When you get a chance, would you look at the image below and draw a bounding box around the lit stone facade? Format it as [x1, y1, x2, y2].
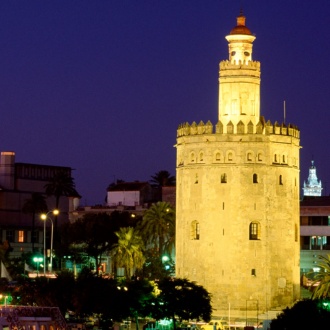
[175, 13, 301, 312]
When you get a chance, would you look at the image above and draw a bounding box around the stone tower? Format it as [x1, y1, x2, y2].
[303, 160, 322, 196]
[175, 12, 301, 313]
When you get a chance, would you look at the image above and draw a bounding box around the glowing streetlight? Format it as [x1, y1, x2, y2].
[0, 294, 8, 307]
[40, 209, 59, 274]
[33, 256, 43, 275]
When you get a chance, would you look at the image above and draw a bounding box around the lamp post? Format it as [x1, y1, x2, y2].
[0, 295, 8, 307]
[40, 209, 59, 274]
[33, 256, 43, 275]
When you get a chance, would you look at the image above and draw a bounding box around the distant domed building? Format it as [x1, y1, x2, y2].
[303, 160, 322, 197]
[175, 12, 301, 313]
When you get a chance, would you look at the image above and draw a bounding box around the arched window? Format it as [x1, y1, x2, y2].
[191, 221, 200, 240]
[199, 152, 204, 162]
[253, 173, 258, 183]
[228, 152, 233, 161]
[249, 222, 260, 240]
[221, 173, 227, 183]
[190, 153, 195, 163]
[216, 152, 221, 161]
[258, 153, 263, 162]
[247, 152, 252, 161]
[274, 154, 278, 163]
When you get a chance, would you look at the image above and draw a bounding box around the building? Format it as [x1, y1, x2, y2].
[175, 12, 301, 313]
[303, 160, 322, 197]
[300, 196, 330, 277]
[0, 151, 79, 258]
[106, 181, 154, 208]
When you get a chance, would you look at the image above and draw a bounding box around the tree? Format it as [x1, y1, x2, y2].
[310, 254, 330, 299]
[150, 170, 175, 187]
[65, 213, 114, 275]
[270, 299, 330, 330]
[139, 202, 175, 259]
[153, 277, 212, 328]
[111, 227, 145, 278]
[44, 170, 78, 229]
[22, 192, 48, 252]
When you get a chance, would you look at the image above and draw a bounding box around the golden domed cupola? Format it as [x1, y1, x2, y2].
[225, 11, 255, 64]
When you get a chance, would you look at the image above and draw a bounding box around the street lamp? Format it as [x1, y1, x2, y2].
[33, 256, 43, 275]
[40, 209, 59, 274]
[0, 295, 8, 307]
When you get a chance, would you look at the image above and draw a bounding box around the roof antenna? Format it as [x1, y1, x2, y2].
[240, 0, 244, 14]
[283, 100, 286, 124]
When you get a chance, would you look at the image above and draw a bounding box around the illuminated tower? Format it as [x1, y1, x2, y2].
[175, 12, 301, 313]
[303, 160, 322, 196]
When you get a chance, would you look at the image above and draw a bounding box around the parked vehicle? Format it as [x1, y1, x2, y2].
[200, 320, 228, 330]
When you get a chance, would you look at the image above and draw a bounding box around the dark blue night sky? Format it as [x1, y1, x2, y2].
[0, 1, 329, 204]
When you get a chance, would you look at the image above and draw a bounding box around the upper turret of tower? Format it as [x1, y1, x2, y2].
[225, 11, 255, 64]
[303, 160, 322, 197]
[218, 12, 260, 130]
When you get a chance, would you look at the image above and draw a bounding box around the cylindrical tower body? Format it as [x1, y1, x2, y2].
[175, 13, 301, 314]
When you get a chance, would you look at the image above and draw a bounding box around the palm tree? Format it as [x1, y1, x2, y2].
[111, 227, 145, 278]
[44, 170, 78, 229]
[150, 170, 175, 187]
[310, 254, 330, 299]
[22, 192, 48, 252]
[139, 201, 175, 259]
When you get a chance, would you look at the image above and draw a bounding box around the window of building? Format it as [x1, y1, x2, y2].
[274, 154, 278, 163]
[199, 152, 204, 162]
[253, 173, 258, 183]
[195, 174, 198, 184]
[247, 152, 252, 161]
[190, 153, 195, 163]
[258, 153, 262, 161]
[221, 173, 227, 183]
[228, 152, 233, 161]
[249, 222, 260, 240]
[310, 236, 327, 250]
[251, 269, 256, 276]
[282, 155, 286, 163]
[191, 221, 200, 240]
[279, 175, 283, 185]
[215, 153, 221, 161]
[6, 230, 14, 243]
[18, 230, 24, 243]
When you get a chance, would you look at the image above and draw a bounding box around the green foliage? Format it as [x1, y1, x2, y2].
[270, 299, 330, 330]
[22, 193, 48, 252]
[150, 170, 176, 187]
[310, 254, 330, 299]
[111, 227, 145, 278]
[139, 248, 174, 280]
[153, 277, 212, 324]
[9, 271, 212, 327]
[44, 170, 78, 207]
[139, 202, 175, 259]
[62, 213, 114, 274]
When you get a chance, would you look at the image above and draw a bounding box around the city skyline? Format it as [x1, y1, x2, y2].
[0, 1, 329, 205]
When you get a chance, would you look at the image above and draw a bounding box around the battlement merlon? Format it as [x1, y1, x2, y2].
[220, 60, 260, 70]
[177, 120, 300, 138]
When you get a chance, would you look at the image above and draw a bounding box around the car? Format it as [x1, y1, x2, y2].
[200, 320, 228, 330]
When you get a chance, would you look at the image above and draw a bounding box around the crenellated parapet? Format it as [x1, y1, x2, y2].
[219, 59, 260, 70]
[177, 118, 299, 138]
